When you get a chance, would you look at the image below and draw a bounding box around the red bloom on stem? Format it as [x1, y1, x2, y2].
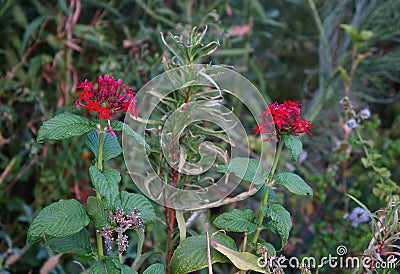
[73, 74, 137, 135]
[253, 100, 313, 141]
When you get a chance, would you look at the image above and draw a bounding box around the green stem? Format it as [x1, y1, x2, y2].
[176, 210, 186, 244]
[251, 140, 284, 245]
[96, 124, 105, 259]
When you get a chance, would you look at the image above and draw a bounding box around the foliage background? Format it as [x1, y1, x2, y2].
[0, 0, 399, 273]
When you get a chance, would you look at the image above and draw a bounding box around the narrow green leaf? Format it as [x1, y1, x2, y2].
[37, 113, 94, 142]
[45, 229, 92, 255]
[217, 157, 268, 185]
[21, 14, 56, 55]
[88, 257, 120, 274]
[282, 135, 302, 162]
[143, 263, 165, 274]
[131, 228, 145, 271]
[111, 120, 149, 150]
[115, 191, 156, 224]
[211, 237, 267, 273]
[28, 199, 90, 244]
[275, 172, 313, 196]
[361, 157, 372, 168]
[89, 166, 120, 208]
[170, 233, 237, 274]
[265, 204, 292, 248]
[213, 209, 257, 233]
[86, 130, 122, 161]
[86, 197, 109, 230]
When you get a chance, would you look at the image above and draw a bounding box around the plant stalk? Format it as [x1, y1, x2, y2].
[96, 125, 105, 259]
[252, 140, 283, 245]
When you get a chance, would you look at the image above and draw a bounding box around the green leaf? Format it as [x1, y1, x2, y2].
[115, 191, 156, 224]
[361, 157, 372, 168]
[88, 257, 120, 274]
[217, 157, 268, 185]
[211, 236, 267, 273]
[45, 229, 92, 255]
[86, 197, 109, 230]
[21, 14, 56, 55]
[120, 265, 138, 274]
[340, 24, 359, 41]
[37, 113, 94, 142]
[86, 130, 122, 161]
[258, 242, 276, 257]
[282, 135, 302, 162]
[89, 166, 120, 208]
[170, 233, 237, 274]
[143, 263, 165, 274]
[28, 199, 90, 244]
[110, 120, 150, 150]
[131, 229, 145, 270]
[265, 204, 292, 248]
[275, 172, 313, 196]
[359, 30, 373, 41]
[213, 209, 257, 233]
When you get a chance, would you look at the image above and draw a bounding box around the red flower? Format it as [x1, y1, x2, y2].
[98, 106, 111, 120]
[82, 100, 99, 114]
[253, 100, 313, 141]
[73, 75, 137, 135]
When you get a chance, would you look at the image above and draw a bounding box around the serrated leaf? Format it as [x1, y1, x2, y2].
[170, 233, 237, 274]
[213, 209, 257, 233]
[120, 265, 138, 274]
[89, 166, 120, 208]
[143, 263, 165, 274]
[217, 157, 268, 185]
[211, 237, 267, 273]
[275, 172, 313, 196]
[37, 113, 94, 142]
[86, 197, 109, 230]
[259, 242, 276, 257]
[115, 191, 156, 224]
[265, 204, 292, 248]
[282, 135, 302, 162]
[28, 199, 90, 244]
[88, 257, 120, 274]
[45, 229, 92, 255]
[111, 120, 149, 150]
[86, 130, 122, 161]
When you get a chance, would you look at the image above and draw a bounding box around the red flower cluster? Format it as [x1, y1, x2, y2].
[254, 101, 312, 139]
[73, 74, 137, 135]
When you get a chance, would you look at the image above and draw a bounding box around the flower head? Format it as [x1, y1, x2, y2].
[73, 75, 137, 135]
[253, 100, 313, 140]
[359, 109, 371, 120]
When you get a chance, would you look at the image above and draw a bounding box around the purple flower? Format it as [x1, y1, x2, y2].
[360, 109, 371, 120]
[346, 118, 357, 129]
